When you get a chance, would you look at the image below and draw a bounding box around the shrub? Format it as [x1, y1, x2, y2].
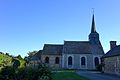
[96, 64, 104, 72]
[0, 63, 52, 80]
[0, 66, 15, 80]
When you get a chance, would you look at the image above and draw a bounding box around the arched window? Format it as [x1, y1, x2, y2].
[55, 57, 59, 64]
[81, 57, 86, 65]
[94, 57, 99, 67]
[45, 57, 49, 63]
[68, 56, 72, 65]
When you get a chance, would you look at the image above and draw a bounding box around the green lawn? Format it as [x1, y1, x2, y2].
[52, 71, 89, 80]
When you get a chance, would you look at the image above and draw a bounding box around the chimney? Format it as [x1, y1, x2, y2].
[110, 41, 117, 49]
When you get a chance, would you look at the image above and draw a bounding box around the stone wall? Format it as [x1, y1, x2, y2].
[41, 54, 62, 69]
[62, 54, 103, 70]
[104, 56, 120, 75]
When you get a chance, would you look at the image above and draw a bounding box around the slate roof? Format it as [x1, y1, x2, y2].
[42, 44, 63, 55]
[91, 42, 104, 55]
[103, 45, 120, 58]
[63, 41, 92, 54]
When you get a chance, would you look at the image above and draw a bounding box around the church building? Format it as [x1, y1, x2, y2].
[30, 14, 104, 70]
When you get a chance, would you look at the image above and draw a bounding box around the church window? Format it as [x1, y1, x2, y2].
[45, 57, 49, 63]
[68, 56, 72, 65]
[94, 57, 99, 67]
[81, 57, 86, 65]
[55, 57, 59, 64]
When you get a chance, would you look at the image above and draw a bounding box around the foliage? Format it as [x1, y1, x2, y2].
[5, 53, 9, 56]
[27, 50, 38, 58]
[0, 54, 13, 69]
[0, 53, 26, 69]
[96, 64, 104, 72]
[12, 59, 20, 69]
[25, 50, 38, 62]
[16, 55, 22, 59]
[0, 63, 52, 80]
[19, 58, 27, 67]
[0, 66, 15, 80]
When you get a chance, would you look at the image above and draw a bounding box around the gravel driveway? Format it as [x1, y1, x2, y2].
[76, 71, 120, 80]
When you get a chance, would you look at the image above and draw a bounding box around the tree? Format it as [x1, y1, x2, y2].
[27, 51, 38, 58]
[12, 59, 20, 69]
[26, 50, 38, 61]
[16, 55, 22, 59]
[5, 53, 9, 56]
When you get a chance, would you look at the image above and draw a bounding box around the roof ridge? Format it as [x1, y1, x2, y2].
[44, 44, 63, 46]
[64, 41, 89, 42]
[64, 41, 90, 43]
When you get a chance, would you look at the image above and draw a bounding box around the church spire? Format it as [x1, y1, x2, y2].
[89, 13, 99, 44]
[91, 14, 96, 33]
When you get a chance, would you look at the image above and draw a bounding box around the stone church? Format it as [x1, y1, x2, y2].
[30, 14, 104, 70]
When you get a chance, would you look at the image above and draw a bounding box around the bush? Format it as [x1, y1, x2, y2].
[0, 63, 52, 80]
[96, 64, 104, 72]
[0, 66, 15, 80]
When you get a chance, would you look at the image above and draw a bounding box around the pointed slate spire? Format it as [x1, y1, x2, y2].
[91, 14, 96, 33]
[89, 12, 100, 44]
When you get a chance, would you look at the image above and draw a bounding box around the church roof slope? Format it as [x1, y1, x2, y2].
[63, 41, 92, 54]
[42, 44, 63, 55]
[103, 45, 120, 58]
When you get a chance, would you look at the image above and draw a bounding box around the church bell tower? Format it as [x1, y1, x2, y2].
[89, 14, 100, 44]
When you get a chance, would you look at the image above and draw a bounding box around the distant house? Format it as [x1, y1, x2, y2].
[30, 14, 104, 70]
[102, 41, 120, 75]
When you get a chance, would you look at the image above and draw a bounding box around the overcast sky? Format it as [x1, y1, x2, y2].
[0, 0, 120, 57]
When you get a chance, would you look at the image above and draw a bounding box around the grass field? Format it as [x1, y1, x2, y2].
[52, 71, 89, 80]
